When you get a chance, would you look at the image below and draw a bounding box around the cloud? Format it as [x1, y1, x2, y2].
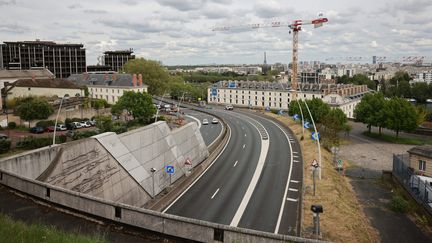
[68, 3, 82, 9]
[370, 40, 378, 48]
[120, 0, 139, 5]
[158, 0, 207, 12]
[0, 22, 30, 33]
[253, 0, 295, 18]
[0, 0, 15, 6]
[84, 9, 108, 14]
[96, 19, 178, 33]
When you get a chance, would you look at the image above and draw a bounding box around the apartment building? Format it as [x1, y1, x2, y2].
[68, 72, 147, 104]
[0, 40, 86, 78]
[208, 80, 370, 118]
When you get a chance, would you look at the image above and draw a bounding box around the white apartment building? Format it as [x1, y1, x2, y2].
[208, 80, 370, 118]
[68, 72, 148, 104]
[411, 71, 432, 85]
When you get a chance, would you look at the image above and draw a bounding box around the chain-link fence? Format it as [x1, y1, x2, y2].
[393, 154, 432, 213]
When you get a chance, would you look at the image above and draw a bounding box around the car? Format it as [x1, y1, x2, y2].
[66, 130, 75, 138]
[56, 124, 67, 131]
[81, 121, 92, 128]
[89, 120, 96, 126]
[30, 126, 44, 134]
[202, 119, 209, 125]
[0, 133, 9, 140]
[225, 104, 234, 110]
[45, 126, 55, 132]
[212, 118, 218, 124]
[73, 122, 83, 129]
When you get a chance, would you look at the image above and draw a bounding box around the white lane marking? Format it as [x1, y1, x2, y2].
[289, 188, 298, 192]
[163, 123, 232, 213]
[234, 160, 238, 167]
[291, 180, 299, 183]
[286, 198, 298, 202]
[292, 151, 298, 154]
[293, 155, 299, 158]
[293, 160, 299, 163]
[242, 144, 246, 149]
[230, 120, 270, 227]
[211, 188, 220, 199]
[245, 133, 247, 137]
[269, 119, 295, 234]
[185, 115, 201, 128]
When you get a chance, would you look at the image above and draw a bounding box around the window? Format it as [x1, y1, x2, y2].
[28, 87, 31, 91]
[419, 160, 426, 171]
[118, 89, 120, 93]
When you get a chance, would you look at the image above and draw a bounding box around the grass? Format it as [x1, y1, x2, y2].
[363, 131, 432, 145]
[265, 113, 380, 243]
[0, 213, 106, 243]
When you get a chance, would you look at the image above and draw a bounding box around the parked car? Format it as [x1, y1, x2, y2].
[212, 118, 219, 124]
[80, 121, 91, 128]
[89, 120, 96, 126]
[0, 133, 9, 140]
[225, 104, 234, 110]
[45, 126, 55, 132]
[202, 119, 209, 125]
[73, 122, 83, 129]
[30, 126, 44, 134]
[56, 124, 67, 131]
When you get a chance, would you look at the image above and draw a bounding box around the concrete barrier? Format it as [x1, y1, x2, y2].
[0, 168, 329, 243]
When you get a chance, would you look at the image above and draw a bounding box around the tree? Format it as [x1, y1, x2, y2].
[411, 82, 430, 103]
[123, 58, 171, 95]
[320, 108, 348, 147]
[354, 93, 386, 133]
[16, 97, 54, 127]
[95, 115, 113, 133]
[111, 91, 156, 123]
[304, 98, 331, 124]
[384, 97, 418, 138]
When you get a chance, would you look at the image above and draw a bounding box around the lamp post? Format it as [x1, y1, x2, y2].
[155, 92, 167, 123]
[150, 167, 156, 198]
[53, 95, 67, 145]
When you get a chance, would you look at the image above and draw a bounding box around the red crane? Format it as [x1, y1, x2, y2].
[212, 16, 329, 100]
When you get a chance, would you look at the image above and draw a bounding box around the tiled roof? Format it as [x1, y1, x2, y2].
[15, 78, 81, 89]
[0, 69, 54, 79]
[408, 145, 432, 159]
[67, 73, 147, 88]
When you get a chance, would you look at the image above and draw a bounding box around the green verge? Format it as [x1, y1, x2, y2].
[0, 213, 106, 243]
[362, 131, 432, 145]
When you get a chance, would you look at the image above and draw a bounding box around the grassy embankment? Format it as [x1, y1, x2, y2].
[265, 112, 380, 243]
[0, 213, 106, 243]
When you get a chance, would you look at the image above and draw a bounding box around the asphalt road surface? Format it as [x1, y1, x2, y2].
[164, 105, 303, 236]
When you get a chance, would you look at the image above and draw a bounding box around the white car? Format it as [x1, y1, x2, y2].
[225, 104, 234, 110]
[212, 118, 218, 124]
[202, 119, 209, 125]
[56, 124, 67, 131]
[72, 122, 83, 129]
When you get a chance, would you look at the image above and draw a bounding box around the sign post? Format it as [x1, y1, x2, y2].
[166, 165, 175, 184]
[311, 159, 319, 196]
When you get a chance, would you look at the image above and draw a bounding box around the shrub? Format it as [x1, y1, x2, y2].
[16, 136, 52, 149]
[0, 139, 11, 154]
[59, 134, 67, 143]
[7, 122, 17, 129]
[65, 118, 72, 124]
[35, 120, 56, 129]
[72, 130, 99, 140]
[390, 195, 409, 213]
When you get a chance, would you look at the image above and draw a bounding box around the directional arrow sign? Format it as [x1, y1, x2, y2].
[304, 121, 310, 129]
[293, 114, 299, 121]
[311, 132, 320, 141]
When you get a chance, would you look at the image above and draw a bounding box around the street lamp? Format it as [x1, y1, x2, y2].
[155, 92, 167, 123]
[53, 95, 68, 145]
[150, 167, 156, 198]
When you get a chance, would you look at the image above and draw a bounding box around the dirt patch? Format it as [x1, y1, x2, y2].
[265, 113, 380, 243]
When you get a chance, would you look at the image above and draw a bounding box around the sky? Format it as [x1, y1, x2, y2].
[1, 0, 431, 65]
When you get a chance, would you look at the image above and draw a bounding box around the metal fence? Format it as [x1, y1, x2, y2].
[393, 154, 432, 213]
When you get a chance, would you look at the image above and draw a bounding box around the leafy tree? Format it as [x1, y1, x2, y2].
[337, 74, 376, 90]
[384, 97, 418, 138]
[123, 58, 171, 95]
[304, 98, 331, 124]
[16, 97, 54, 127]
[320, 108, 348, 147]
[95, 115, 113, 133]
[411, 82, 430, 103]
[390, 71, 410, 85]
[354, 93, 386, 133]
[111, 91, 156, 123]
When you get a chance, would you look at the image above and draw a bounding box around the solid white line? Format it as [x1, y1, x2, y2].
[270, 119, 295, 234]
[230, 119, 270, 227]
[185, 115, 201, 129]
[234, 160, 238, 167]
[242, 144, 246, 149]
[162, 123, 232, 213]
[286, 198, 298, 202]
[245, 133, 247, 137]
[211, 188, 220, 199]
[291, 180, 299, 183]
[289, 188, 298, 192]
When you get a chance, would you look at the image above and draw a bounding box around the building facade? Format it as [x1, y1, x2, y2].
[7, 78, 83, 100]
[68, 72, 147, 104]
[0, 40, 86, 78]
[207, 80, 369, 118]
[408, 145, 432, 177]
[103, 50, 135, 72]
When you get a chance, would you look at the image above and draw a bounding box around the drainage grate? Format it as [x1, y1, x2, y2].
[214, 228, 224, 242]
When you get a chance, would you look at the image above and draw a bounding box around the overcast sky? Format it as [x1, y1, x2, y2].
[1, 0, 431, 65]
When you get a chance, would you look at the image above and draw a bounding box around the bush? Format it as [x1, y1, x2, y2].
[35, 120, 56, 129]
[16, 136, 52, 149]
[7, 122, 17, 129]
[15, 125, 29, 132]
[390, 195, 409, 213]
[0, 139, 11, 154]
[59, 134, 67, 143]
[112, 122, 127, 134]
[72, 130, 99, 140]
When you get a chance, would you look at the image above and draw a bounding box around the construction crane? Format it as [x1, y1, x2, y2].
[212, 15, 328, 100]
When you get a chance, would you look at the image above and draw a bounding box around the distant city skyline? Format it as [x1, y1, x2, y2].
[1, 0, 431, 65]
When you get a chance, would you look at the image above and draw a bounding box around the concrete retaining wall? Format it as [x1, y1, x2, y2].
[0, 169, 327, 243]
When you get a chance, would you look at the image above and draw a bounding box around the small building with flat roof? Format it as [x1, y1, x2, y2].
[408, 145, 432, 177]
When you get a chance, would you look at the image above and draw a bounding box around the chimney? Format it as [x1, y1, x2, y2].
[138, 74, 143, 86]
[132, 74, 137, 87]
[31, 74, 35, 82]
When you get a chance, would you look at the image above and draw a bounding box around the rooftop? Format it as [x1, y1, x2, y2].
[408, 145, 432, 159]
[0, 68, 55, 79]
[68, 73, 147, 88]
[3, 40, 84, 47]
[15, 78, 81, 89]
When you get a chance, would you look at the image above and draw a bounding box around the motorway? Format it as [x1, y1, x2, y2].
[164, 104, 303, 236]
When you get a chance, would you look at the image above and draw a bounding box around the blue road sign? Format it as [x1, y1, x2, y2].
[211, 88, 217, 96]
[278, 109, 284, 115]
[293, 114, 299, 120]
[166, 165, 175, 174]
[311, 132, 320, 141]
[265, 106, 271, 111]
[228, 81, 237, 88]
[304, 121, 310, 129]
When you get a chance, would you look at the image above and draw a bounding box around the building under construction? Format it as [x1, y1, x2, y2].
[103, 49, 135, 72]
[0, 40, 86, 79]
